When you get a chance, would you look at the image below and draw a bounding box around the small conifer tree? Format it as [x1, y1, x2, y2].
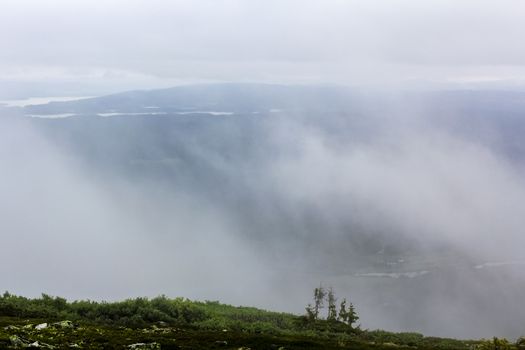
[338, 298, 347, 322]
[347, 302, 359, 328]
[305, 303, 315, 322]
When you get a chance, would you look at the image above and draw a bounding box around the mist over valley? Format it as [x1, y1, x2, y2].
[2, 84, 525, 338]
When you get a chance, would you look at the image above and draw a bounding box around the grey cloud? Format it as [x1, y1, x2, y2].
[2, 0, 525, 93]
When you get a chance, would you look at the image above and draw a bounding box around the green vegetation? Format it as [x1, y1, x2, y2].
[304, 285, 359, 332]
[0, 291, 521, 349]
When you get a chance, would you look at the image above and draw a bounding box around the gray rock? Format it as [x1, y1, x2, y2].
[35, 323, 48, 330]
[53, 320, 74, 329]
[127, 342, 161, 350]
[28, 340, 55, 349]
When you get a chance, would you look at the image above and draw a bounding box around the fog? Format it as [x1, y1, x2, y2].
[2, 0, 525, 341]
[2, 88, 525, 339]
[0, 116, 269, 301]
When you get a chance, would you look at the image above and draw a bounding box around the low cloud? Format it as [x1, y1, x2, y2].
[2, 90, 525, 339]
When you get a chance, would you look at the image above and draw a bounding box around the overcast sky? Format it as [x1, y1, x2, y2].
[2, 0, 525, 97]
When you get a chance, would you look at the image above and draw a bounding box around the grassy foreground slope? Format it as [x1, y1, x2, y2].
[0, 293, 510, 349]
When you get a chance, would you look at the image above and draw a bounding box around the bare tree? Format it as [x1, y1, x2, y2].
[327, 287, 337, 322]
[313, 284, 326, 320]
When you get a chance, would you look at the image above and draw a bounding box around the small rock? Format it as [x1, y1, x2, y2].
[28, 340, 55, 349]
[127, 342, 161, 350]
[35, 323, 48, 330]
[4, 325, 20, 331]
[383, 342, 400, 347]
[53, 320, 74, 329]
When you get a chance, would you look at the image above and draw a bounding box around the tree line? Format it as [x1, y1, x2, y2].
[305, 285, 359, 329]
